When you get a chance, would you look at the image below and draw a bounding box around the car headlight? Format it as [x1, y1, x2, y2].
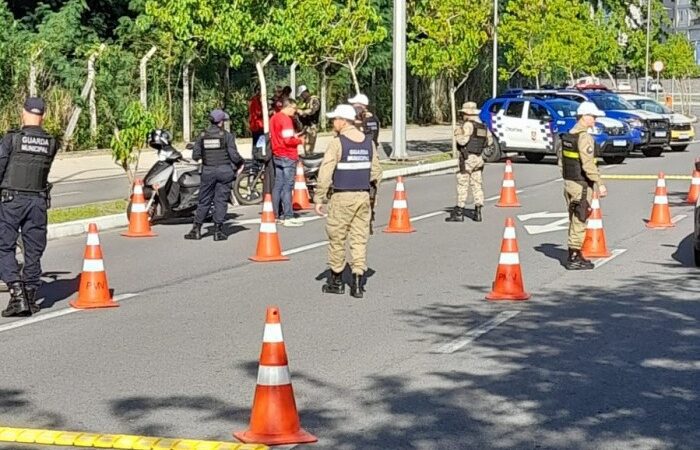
[626, 118, 643, 128]
[590, 125, 604, 135]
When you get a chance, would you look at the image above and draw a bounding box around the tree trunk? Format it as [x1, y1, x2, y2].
[182, 59, 192, 143]
[29, 63, 38, 97]
[429, 78, 443, 123]
[412, 76, 419, 123]
[320, 62, 329, 131]
[449, 78, 458, 158]
[349, 61, 361, 95]
[535, 74, 540, 89]
[290, 62, 298, 98]
[140, 46, 157, 109]
[568, 69, 575, 87]
[255, 53, 274, 134]
[88, 52, 97, 146]
[604, 69, 617, 89]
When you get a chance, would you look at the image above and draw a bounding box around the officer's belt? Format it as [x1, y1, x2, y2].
[562, 150, 580, 160]
[0, 189, 47, 198]
[333, 189, 370, 193]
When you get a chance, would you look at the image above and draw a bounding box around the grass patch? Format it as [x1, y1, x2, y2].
[49, 199, 127, 224]
[380, 151, 454, 171]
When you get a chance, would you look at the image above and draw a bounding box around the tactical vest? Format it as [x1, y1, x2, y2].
[332, 135, 373, 191]
[200, 127, 229, 166]
[362, 114, 380, 145]
[464, 121, 488, 155]
[0, 128, 57, 192]
[561, 132, 588, 182]
[299, 97, 320, 127]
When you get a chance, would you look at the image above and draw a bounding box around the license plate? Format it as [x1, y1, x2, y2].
[613, 140, 626, 147]
[678, 134, 689, 140]
[655, 131, 667, 137]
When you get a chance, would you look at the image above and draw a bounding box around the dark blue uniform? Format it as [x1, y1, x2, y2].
[192, 125, 243, 225]
[0, 125, 57, 315]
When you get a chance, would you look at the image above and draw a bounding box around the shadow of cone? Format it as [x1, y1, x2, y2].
[647, 172, 675, 228]
[581, 192, 611, 258]
[486, 218, 530, 301]
[249, 194, 289, 262]
[383, 176, 416, 233]
[70, 223, 118, 309]
[122, 179, 157, 238]
[234, 307, 317, 446]
[495, 160, 521, 207]
[292, 161, 312, 210]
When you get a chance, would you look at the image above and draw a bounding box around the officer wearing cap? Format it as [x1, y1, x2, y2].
[296, 85, 321, 155]
[314, 104, 382, 299]
[0, 97, 58, 317]
[348, 93, 381, 148]
[446, 101, 492, 223]
[561, 101, 608, 270]
[184, 109, 244, 241]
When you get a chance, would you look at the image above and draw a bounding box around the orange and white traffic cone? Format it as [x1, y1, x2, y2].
[249, 194, 290, 262]
[581, 192, 611, 258]
[70, 223, 118, 309]
[384, 176, 415, 233]
[495, 160, 521, 207]
[647, 172, 675, 228]
[292, 161, 312, 210]
[687, 167, 700, 205]
[122, 179, 157, 238]
[234, 307, 317, 446]
[486, 218, 530, 301]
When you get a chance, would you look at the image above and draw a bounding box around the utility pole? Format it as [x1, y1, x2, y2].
[644, 0, 652, 95]
[492, 0, 498, 98]
[391, 0, 407, 160]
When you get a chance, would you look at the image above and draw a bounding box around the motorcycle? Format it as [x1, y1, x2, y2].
[233, 153, 322, 205]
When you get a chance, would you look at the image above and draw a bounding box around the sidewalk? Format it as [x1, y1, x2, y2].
[48, 125, 453, 184]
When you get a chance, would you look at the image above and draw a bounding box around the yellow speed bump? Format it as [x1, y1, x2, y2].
[0, 427, 268, 450]
[601, 174, 691, 180]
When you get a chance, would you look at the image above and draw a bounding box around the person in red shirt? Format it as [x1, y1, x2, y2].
[270, 98, 305, 227]
[248, 87, 264, 150]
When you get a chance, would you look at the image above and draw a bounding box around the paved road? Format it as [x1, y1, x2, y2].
[0, 145, 698, 449]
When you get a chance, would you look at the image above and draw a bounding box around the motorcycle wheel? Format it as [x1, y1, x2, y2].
[233, 173, 264, 205]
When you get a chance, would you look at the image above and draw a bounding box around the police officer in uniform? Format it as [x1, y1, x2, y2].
[184, 109, 243, 241]
[446, 102, 492, 223]
[348, 93, 380, 149]
[296, 85, 321, 155]
[560, 101, 608, 270]
[314, 104, 382, 298]
[0, 98, 58, 317]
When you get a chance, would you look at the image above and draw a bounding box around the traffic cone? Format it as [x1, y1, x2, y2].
[292, 161, 312, 210]
[122, 179, 157, 238]
[687, 167, 700, 204]
[70, 224, 118, 309]
[495, 160, 521, 207]
[581, 193, 611, 258]
[384, 176, 415, 233]
[249, 194, 289, 262]
[647, 172, 675, 228]
[486, 218, 530, 301]
[234, 307, 317, 446]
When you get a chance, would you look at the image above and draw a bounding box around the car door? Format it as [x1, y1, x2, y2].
[525, 101, 551, 152]
[496, 100, 527, 149]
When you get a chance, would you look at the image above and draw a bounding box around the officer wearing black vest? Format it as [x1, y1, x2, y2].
[0, 97, 57, 317]
[184, 109, 243, 241]
[348, 93, 380, 148]
[314, 104, 382, 299]
[561, 101, 608, 270]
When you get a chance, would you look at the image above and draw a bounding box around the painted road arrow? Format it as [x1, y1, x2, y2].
[517, 211, 569, 235]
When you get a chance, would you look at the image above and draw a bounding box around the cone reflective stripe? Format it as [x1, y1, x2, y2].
[234, 307, 317, 446]
[292, 162, 312, 210]
[384, 177, 415, 233]
[122, 179, 157, 238]
[687, 169, 700, 204]
[249, 194, 289, 262]
[496, 160, 521, 207]
[581, 192, 611, 258]
[70, 223, 118, 309]
[646, 172, 675, 228]
[486, 218, 530, 301]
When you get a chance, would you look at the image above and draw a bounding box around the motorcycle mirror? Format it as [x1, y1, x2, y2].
[185, 142, 194, 150]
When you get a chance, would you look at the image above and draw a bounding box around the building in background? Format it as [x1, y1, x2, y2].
[663, 0, 700, 63]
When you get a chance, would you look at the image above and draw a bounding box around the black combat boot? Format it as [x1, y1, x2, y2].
[213, 224, 227, 241]
[473, 205, 483, 222]
[565, 249, 594, 270]
[350, 274, 365, 299]
[184, 223, 202, 240]
[321, 272, 345, 295]
[1, 282, 31, 317]
[445, 206, 464, 222]
[25, 286, 40, 314]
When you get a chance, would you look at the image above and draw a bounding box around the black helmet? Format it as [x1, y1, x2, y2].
[148, 129, 172, 150]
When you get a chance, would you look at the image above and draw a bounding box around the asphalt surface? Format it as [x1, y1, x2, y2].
[1, 146, 698, 449]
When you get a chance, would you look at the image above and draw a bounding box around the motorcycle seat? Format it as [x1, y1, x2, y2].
[179, 170, 201, 188]
[300, 153, 324, 168]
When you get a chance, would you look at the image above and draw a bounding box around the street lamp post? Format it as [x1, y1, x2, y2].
[644, 0, 652, 95]
[492, 0, 498, 98]
[391, 0, 407, 160]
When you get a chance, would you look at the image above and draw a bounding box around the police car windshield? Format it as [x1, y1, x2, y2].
[628, 99, 672, 114]
[590, 94, 635, 111]
[544, 100, 578, 118]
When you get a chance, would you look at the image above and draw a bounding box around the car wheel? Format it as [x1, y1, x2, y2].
[524, 152, 545, 163]
[482, 139, 502, 163]
[602, 156, 626, 165]
[671, 145, 688, 152]
[642, 146, 664, 157]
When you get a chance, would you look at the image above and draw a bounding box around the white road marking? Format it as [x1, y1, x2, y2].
[435, 310, 521, 354]
[518, 211, 569, 221]
[0, 293, 139, 334]
[671, 215, 687, 224]
[412, 211, 447, 221]
[282, 241, 328, 256]
[234, 215, 323, 226]
[485, 189, 523, 202]
[593, 249, 627, 269]
[51, 191, 81, 197]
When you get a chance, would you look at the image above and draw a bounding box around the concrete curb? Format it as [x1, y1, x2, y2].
[47, 159, 458, 240]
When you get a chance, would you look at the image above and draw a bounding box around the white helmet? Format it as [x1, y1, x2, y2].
[348, 93, 369, 106]
[577, 101, 605, 117]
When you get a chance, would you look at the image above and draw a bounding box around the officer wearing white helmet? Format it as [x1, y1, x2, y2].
[560, 101, 608, 270]
[348, 93, 380, 148]
[296, 85, 321, 155]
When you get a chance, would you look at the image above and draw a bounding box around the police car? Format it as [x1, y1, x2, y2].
[526, 86, 670, 157]
[479, 94, 635, 164]
[618, 93, 695, 152]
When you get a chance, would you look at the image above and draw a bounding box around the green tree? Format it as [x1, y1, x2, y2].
[653, 33, 699, 114]
[110, 101, 155, 188]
